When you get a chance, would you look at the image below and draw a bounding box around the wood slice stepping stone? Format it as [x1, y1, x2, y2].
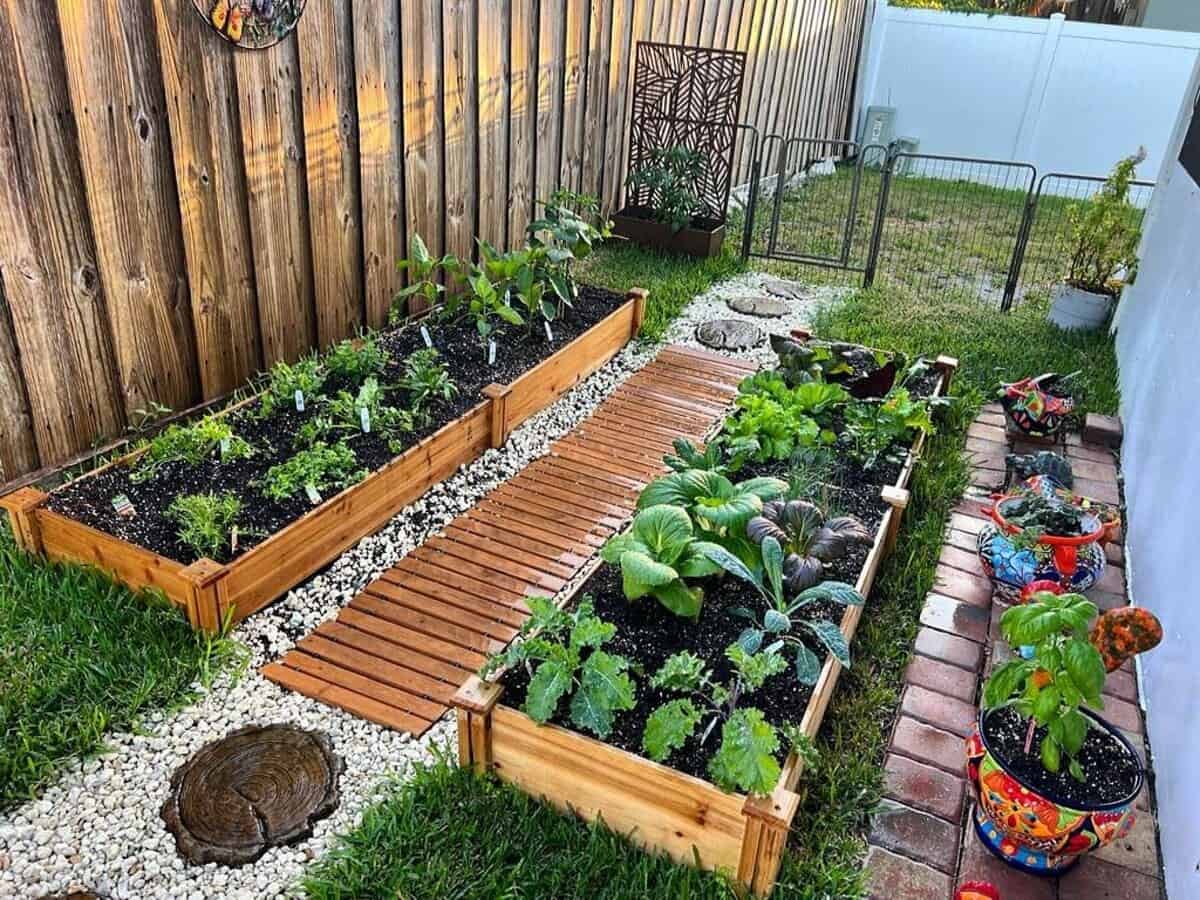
[727, 294, 789, 318]
[696, 318, 765, 351]
[162, 724, 342, 866]
[762, 278, 806, 301]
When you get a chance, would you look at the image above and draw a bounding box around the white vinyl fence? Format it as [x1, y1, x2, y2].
[857, 5, 1200, 183]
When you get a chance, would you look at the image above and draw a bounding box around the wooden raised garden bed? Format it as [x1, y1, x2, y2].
[0, 291, 649, 633]
[452, 352, 959, 897]
[612, 207, 726, 259]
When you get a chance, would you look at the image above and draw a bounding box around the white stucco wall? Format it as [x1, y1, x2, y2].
[1113, 58, 1200, 900]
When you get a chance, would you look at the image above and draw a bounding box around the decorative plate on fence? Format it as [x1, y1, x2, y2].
[191, 0, 307, 49]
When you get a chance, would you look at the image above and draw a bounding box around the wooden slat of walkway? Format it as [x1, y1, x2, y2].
[264, 345, 754, 735]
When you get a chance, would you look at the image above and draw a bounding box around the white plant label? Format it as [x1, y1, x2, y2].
[420, 325, 434, 348]
[111, 494, 136, 518]
[359, 406, 371, 433]
[544, 321, 554, 342]
[294, 389, 305, 412]
[488, 339, 497, 366]
[219, 436, 231, 457]
[230, 525, 239, 554]
[305, 483, 322, 505]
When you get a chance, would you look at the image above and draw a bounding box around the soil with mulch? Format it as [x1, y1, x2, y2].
[982, 704, 1142, 808]
[47, 286, 625, 564]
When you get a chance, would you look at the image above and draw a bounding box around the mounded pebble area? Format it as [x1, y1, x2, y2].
[0, 274, 841, 900]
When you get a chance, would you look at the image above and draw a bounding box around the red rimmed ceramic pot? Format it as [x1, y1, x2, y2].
[966, 706, 1143, 876]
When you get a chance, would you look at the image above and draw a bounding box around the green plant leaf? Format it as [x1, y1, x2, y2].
[763, 609, 791, 633]
[762, 536, 785, 604]
[1041, 734, 1062, 773]
[569, 650, 636, 738]
[651, 579, 704, 619]
[1033, 684, 1061, 725]
[738, 476, 788, 501]
[737, 627, 764, 654]
[619, 551, 676, 600]
[676, 542, 726, 579]
[631, 505, 695, 564]
[650, 651, 707, 692]
[569, 614, 615, 652]
[1063, 640, 1106, 706]
[525, 656, 574, 724]
[1061, 709, 1090, 756]
[642, 699, 702, 762]
[698, 543, 761, 590]
[794, 581, 865, 608]
[707, 708, 782, 795]
[794, 643, 822, 685]
[804, 619, 849, 667]
[984, 659, 1034, 708]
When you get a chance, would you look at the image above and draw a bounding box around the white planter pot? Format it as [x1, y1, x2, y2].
[1048, 283, 1114, 331]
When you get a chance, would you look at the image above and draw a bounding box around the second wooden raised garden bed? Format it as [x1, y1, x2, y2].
[453, 352, 958, 896]
[0, 291, 648, 633]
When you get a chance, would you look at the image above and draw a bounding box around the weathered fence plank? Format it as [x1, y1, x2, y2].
[0, 280, 38, 481]
[57, 0, 199, 416]
[444, 0, 480, 262]
[536, 0, 567, 207]
[401, 0, 445, 282]
[559, 0, 589, 194]
[298, 0, 364, 346]
[234, 37, 318, 364]
[479, 0, 512, 250]
[354, 0, 407, 329]
[600, 0, 635, 212]
[508, 0, 537, 244]
[153, 0, 262, 397]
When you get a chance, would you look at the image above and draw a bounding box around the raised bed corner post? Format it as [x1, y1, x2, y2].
[0, 486, 49, 556]
[934, 355, 960, 394]
[628, 287, 649, 337]
[738, 788, 801, 896]
[482, 383, 514, 449]
[180, 559, 227, 634]
[880, 486, 911, 556]
[452, 675, 504, 774]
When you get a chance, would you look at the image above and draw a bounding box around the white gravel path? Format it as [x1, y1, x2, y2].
[0, 275, 840, 900]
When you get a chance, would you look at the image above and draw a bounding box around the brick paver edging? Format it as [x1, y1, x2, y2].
[863, 403, 1165, 900]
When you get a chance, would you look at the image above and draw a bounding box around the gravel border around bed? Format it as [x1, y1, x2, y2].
[0, 274, 838, 900]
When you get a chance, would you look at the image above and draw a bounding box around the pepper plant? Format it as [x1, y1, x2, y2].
[626, 146, 705, 233]
[390, 233, 461, 324]
[984, 591, 1105, 780]
[642, 644, 788, 795]
[482, 597, 635, 739]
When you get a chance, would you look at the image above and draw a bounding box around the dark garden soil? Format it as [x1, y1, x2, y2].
[47, 286, 625, 565]
[983, 704, 1142, 808]
[617, 205, 724, 234]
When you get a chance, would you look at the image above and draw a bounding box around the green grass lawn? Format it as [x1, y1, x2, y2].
[300, 237, 1119, 897]
[0, 524, 240, 810]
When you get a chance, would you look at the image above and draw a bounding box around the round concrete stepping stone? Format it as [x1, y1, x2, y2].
[728, 294, 789, 318]
[696, 319, 765, 351]
[162, 724, 342, 866]
[762, 278, 806, 301]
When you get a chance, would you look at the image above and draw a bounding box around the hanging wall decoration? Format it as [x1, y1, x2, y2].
[191, 0, 307, 50]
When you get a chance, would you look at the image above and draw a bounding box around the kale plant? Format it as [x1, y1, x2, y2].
[390, 233, 461, 324]
[642, 644, 789, 795]
[482, 597, 635, 739]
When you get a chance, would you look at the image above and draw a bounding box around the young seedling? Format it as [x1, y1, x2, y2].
[399, 349, 458, 428]
[390, 233, 461, 325]
[132, 417, 253, 483]
[168, 492, 245, 562]
[260, 441, 366, 503]
[324, 333, 388, 386]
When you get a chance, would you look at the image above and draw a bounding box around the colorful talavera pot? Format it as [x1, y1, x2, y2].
[976, 496, 1106, 600]
[966, 707, 1143, 875]
[1000, 375, 1076, 439]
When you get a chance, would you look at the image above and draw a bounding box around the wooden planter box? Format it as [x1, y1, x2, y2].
[0, 291, 649, 633]
[452, 354, 958, 896]
[612, 208, 726, 258]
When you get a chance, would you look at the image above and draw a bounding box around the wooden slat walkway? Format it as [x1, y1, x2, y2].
[264, 345, 755, 735]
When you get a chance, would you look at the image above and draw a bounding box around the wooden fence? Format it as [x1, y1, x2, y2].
[0, 0, 868, 485]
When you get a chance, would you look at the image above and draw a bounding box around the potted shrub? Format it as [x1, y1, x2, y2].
[1048, 150, 1145, 331]
[614, 146, 726, 257]
[967, 592, 1157, 875]
[976, 491, 1107, 600]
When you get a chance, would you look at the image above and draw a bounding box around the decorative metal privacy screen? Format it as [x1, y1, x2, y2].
[626, 42, 747, 225]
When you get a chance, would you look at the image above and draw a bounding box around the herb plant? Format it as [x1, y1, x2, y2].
[168, 492, 244, 562]
[133, 417, 252, 482]
[259, 355, 326, 418]
[1001, 493, 1089, 539]
[626, 146, 706, 233]
[984, 592, 1105, 779]
[1065, 150, 1144, 297]
[642, 644, 788, 795]
[261, 441, 366, 502]
[399, 349, 458, 427]
[483, 597, 635, 739]
[745, 500, 872, 593]
[325, 334, 388, 386]
[390, 233, 461, 324]
[323, 378, 415, 453]
[841, 387, 935, 471]
[599, 505, 725, 619]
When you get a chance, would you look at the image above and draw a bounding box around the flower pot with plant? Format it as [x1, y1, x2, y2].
[967, 592, 1155, 875]
[614, 146, 726, 257]
[977, 492, 1107, 600]
[1048, 150, 1145, 331]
